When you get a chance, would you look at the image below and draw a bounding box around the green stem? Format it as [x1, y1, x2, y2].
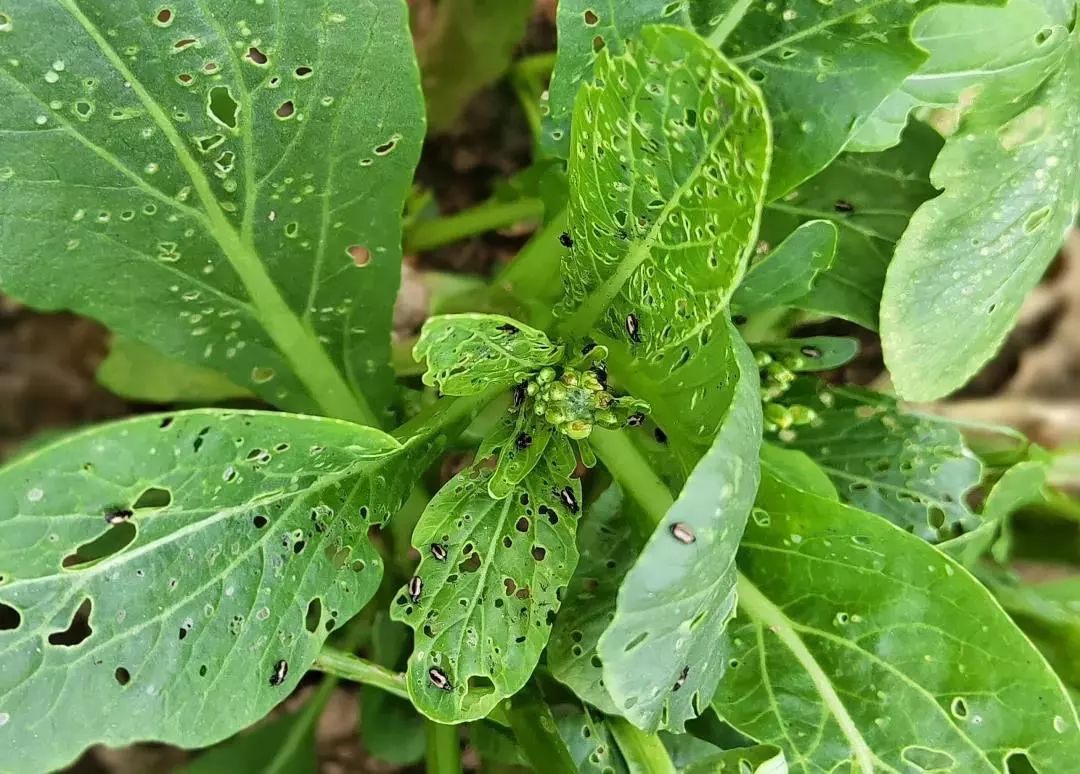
[427, 721, 463, 774]
[589, 428, 674, 539]
[406, 198, 544, 253]
[514, 51, 557, 81]
[313, 648, 410, 700]
[504, 689, 578, 774]
[263, 667, 335, 774]
[706, 0, 754, 49]
[608, 717, 677, 774]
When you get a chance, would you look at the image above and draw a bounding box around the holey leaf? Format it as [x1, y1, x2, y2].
[557, 25, 770, 362]
[597, 333, 762, 732]
[0, 410, 403, 772]
[391, 445, 581, 723]
[776, 379, 983, 542]
[881, 32, 1080, 401]
[0, 1, 424, 423]
[413, 314, 563, 397]
[714, 475, 1080, 772]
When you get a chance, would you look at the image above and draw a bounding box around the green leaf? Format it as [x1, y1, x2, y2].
[391, 447, 580, 722]
[549, 484, 633, 715]
[360, 614, 426, 766]
[542, 1, 695, 158]
[416, 0, 533, 132]
[414, 314, 563, 397]
[478, 409, 558, 501]
[597, 333, 762, 731]
[731, 220, 837, 313]
[183, 712, 316, 774]
[759, 442, 838, 501]
[754, 337, 860, 374]
[849, 0, 1072, 152]
[0, 0, 423, 423]
[881, 33, 1080, 400]
[774, 379, 983, 542]
[558, 25, 771, 359]
[713, 474, 1080, 772]
[679, 745, 787, 774]
[721, 0, 985, 197]
[98, 336, 251, 404]
[996, 575, 1080, 695]
[982, 460, 1049, 563]
[761, 122, 944, 329]
[0, 410, 402, 771]
[556, 707, 631, 774]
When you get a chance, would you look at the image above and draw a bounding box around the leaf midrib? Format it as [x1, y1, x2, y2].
[58, 0, 377, 426]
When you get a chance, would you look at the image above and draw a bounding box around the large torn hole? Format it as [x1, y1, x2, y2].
[305, 598, 322, 633]
[63, 522, 137, 570]
[133, 487, 171, 510]
[0, 601, 20, 631]
[207, 85, 240, 130]
[48, 598, 93, 647]
[467, 675, 495, 697]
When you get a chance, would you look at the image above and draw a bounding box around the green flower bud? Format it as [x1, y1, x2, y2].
[565, 419, 593, 439]
[538, 367, 556, 385]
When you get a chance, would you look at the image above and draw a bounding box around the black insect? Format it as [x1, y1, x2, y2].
[654, 427, 668, 444]
[430, 543, 448, 561]
[497, 322, 519, 334]
[581, 340, 597, 356]
[512, 381, 528, 410]
[428, 666, 453, 692]
[625, 313, 642, 343]
[627, 412, 646, 427]
[834, 199, 855, 214]
[672, 665, 689, 692]
[670, 522, 696, 545]
[104, 507, 134, 525]
[269, 659, 289, 687]
[515, 433, 533, 451]
[593, 365, 608, 388]
[800, 345, 822, 359]
[408, 575, 423, 603]
[732, 314, 748, 326]
[559, 231, 574, 248]
[556, 486, 580, 515]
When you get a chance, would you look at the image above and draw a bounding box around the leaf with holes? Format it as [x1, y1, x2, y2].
[98, 336, 252, 404]
[557, 24, 771, 359]
[677, 744, 787, 774]
[754, 337, 859, 374]
[714, 474, 1080, 772]
[597, 332, 761, 731]
[0, 0, 423, 424]
[731, 219, 837, 314]
[759, 121, 943, 330]
[849, 0, 1072, 152]
[414, 314, 564, 397]
[477, 410, 560, 501]
[772, 378, 983, 542]
[390, 445, 580, 723]
[555, 706, 630, 774]
[549, 485, 633, 715]
[0, 410, 405, 771]
[882, 32, 1080, 401]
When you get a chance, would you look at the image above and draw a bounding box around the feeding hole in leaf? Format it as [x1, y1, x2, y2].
[203, 62, 220, 74]
[583, 9, 600, 25]
[623, 631, 648, 653]
[0, 13, 11, 32]
[305, 598, 322, 633]
[174, 38, 198, 51]
[927, 506, 946, 531]
[246, 46, 268, 66]
[207, 86, 239, 130]
[1035, 28, 1053, 45]
[747, 67, 765, 83]
[63, 521, 137, 570]
[950, 697, 969, 719]
[48, 598, 93, 647]
[294, 66, 313, 79]
[467, 675, 496, 697]
[0, 601, 20, 631]
[347, 245, 371, 267]
[275, 101, 296, 120]
[901, 747, 955, 771]
[114, 667, 131, 686]
[196, 134, 225, 153]
[458, 553, 482, 573]
[374, 137, 398, 155]
[531, 546, 546, 561]
[515, 516, 530, 533]
[592, 35, 605, 53]
[73, 100, 94, 120]
[154, 8, 174, 26]
[133, 487, 171, 510]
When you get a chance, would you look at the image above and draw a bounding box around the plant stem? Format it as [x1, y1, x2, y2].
[706, 0, 754, 49]
[608, 717, 677, 774]
[406, 197, 544, 253]
[262, 667, 335, 774]
[312, 648, 410, 700]
[427, 721, 463, 774]
[514, 51, 557, 81]
[504, 689, 578, 774]
[589, 428, 674, 539]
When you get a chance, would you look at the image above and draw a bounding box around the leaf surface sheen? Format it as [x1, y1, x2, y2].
[0, 0, 423, 421]
[559, 24, 770, 361]
[0, 410, 403, 771]
[714, 475, 1080, 773]
[597, 333, 762, 731]
[731, 219, 837, 313]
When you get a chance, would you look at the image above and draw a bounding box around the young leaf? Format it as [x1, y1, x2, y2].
[730, 220, 837, 313]
[558, 24, 771, 358]
[754, 336, 859, 373]
[98, 336, 252, 404]
[0, 410, 402, 771]
[414, 314, 563, 396]
[759, 442, 838, 501]
[597, 333, 762, 731]
[774, 379, 983, 542]
[679, 745, 787, 774]
[881, 34, 1080, 400]
[849, 0, 1072, 152]
[761, 122, 943, 329]
[713, 475, 1080, 772]
[391, 449, 580, 723]
[0, 1, 423, 423]
[549, 485, 632, 715]
[477, 408, 558, 500]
